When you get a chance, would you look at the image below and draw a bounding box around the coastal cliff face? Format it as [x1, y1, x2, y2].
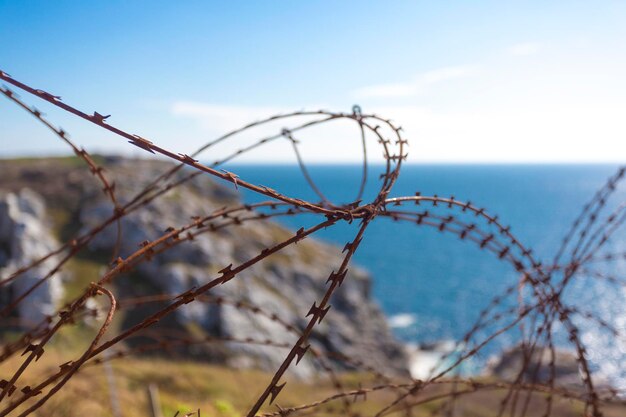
[0, 156, 409, 377]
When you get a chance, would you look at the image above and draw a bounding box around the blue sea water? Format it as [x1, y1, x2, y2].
[225, 163, 626, 379]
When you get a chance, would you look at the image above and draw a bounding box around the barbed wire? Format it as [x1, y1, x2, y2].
[0, 69, 624, 417]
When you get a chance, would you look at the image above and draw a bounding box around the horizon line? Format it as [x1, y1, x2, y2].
[0, 153, 623, 166]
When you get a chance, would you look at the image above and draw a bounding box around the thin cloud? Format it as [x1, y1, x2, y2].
[169, 101, 374, 163]
[171, 102, 288, 132]
[353, 65, 479, 99]
[370, 104, 626, 163]
[169, 100, 626, 163]
[505, 42, 542, 56]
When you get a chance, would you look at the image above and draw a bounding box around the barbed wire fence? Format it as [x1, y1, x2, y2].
[0, 69, 625, 416]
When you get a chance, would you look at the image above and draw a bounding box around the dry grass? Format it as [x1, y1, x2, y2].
[5, 346, 624, 417]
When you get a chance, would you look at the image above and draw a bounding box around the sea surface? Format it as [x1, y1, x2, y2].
[223, 163, 626, 382]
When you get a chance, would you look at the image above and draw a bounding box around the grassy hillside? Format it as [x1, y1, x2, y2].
[5, 343, 624, 417]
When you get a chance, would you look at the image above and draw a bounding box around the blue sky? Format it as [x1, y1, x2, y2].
[1, 1, 626, 162]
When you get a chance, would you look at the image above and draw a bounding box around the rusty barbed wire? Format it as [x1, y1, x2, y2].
[0, 69, 624, 417]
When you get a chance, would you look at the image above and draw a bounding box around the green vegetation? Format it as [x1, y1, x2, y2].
[0, 155, 107, 167]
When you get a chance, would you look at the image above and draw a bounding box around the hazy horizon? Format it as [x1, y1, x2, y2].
[1, 152, 623, 166]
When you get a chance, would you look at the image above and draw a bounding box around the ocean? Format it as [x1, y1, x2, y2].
[224, 163, 626, 382]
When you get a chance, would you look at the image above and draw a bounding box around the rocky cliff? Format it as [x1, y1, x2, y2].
[0, 156, 409, 377]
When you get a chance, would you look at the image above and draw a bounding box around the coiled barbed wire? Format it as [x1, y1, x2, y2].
[0, 69, 625, 417]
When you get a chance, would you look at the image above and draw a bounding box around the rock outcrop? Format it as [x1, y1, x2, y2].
[0, 156, 409, 377]
[485, 345, 582, 386]
[0, 189, 64, 328]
